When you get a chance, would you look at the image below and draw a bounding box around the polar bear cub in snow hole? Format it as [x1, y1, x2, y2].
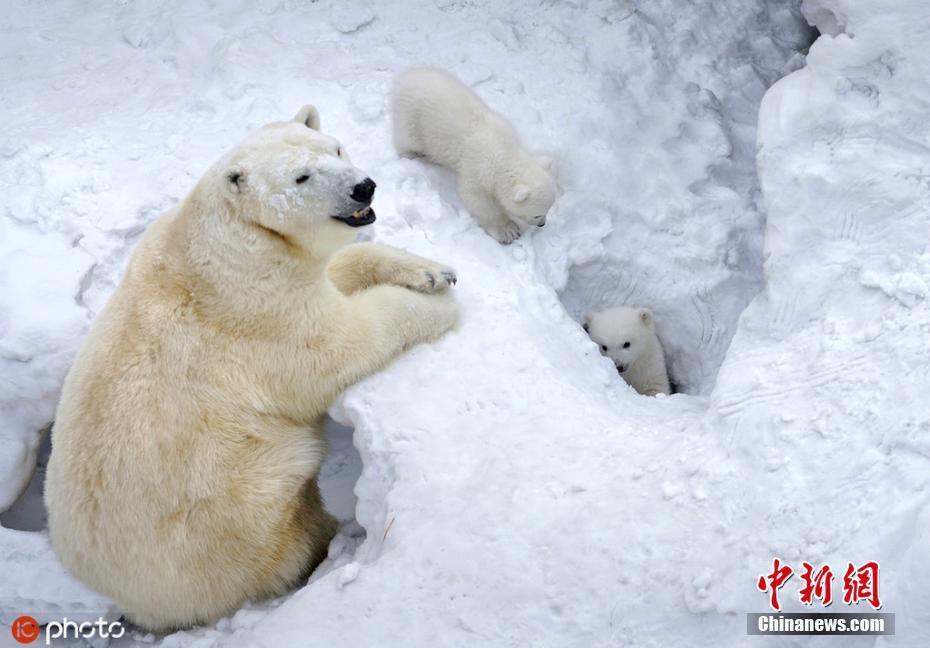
[391, 66, 556, 244]
[584, 306, 671, 396]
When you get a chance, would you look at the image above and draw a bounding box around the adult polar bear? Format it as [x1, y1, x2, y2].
[44, 106, 458, 632]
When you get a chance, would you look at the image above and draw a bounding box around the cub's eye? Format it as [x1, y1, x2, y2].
[622, 341, 631, 349]
[295, 174, 310, 184]
[336, 147, 343, 157]
[600, 345, 608, 352]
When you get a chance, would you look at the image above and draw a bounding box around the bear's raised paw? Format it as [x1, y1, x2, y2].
[401, 262, 458, 294]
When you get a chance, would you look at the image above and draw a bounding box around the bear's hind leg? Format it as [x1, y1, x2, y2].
[392, 115, 425, 158]
[267, 477, 339, 595]
[294, 478, 339, 584]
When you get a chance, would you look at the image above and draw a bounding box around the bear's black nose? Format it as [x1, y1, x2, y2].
[351, 178, 376, 203]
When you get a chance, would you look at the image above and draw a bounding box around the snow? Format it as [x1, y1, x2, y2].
[1, 0, 929, 646]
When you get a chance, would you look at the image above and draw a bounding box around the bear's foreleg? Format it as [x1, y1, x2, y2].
[316, 286, 458, 399]
[457, 181, 524, 244]
[327, 243, 457, 295]
[637, 363, 672, 397]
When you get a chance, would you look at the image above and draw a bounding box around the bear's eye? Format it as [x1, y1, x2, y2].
[622, 341, 631, 349]
[295, 174, 310, 184]
[336, 147, 343, 157]
[600, 345, 607, 352]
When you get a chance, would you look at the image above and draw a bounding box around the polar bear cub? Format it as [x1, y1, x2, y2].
[585, 307, 671, 396]
[45, 106, 458, 632]
[392, 66, 556, 244]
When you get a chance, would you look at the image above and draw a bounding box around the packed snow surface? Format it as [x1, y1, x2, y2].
[1, 0, 928, 646]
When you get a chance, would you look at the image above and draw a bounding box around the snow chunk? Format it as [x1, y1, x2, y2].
[329, 0, 375, 34]
[0, 220, 93, 512]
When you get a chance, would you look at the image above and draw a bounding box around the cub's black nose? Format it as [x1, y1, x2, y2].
[351, 177, 376, 203]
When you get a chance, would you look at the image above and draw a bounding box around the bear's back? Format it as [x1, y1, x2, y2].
[393, 67, 518, 168]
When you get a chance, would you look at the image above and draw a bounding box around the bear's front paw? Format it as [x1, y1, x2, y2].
[487, 220, 524, 245]
[402, 262, 457, 294]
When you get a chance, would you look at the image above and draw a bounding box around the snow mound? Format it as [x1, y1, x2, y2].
[1, 0, 929, 646]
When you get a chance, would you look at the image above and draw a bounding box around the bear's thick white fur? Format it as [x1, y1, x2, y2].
[44, 107, 458, 632]
[585, 307, 671, 396]
[391, 66, 556, 244]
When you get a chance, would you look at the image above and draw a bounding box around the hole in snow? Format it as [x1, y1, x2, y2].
[315, 415, 366, 574]
[556, 9, 818, 396]
[0, 427, 51, 531]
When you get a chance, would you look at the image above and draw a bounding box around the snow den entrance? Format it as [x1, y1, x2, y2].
[0, 429, 50, 532]
[316, 416, 366, 572]
[553, 7, 818, 395]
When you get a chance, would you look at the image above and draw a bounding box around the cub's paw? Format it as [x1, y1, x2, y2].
[401, 260, 458, 294]
[487, 220, 524, 245]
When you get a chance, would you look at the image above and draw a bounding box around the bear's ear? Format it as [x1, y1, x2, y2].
[294, 104, 321, 131]
[224, 169, 245, 196]
[534, 154, 554, 171]
[511, 184, 530, 204]
[638, 308, 653, 326]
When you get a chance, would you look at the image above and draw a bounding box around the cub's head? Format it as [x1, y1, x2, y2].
[583, 306, 656, 374]
[211, 105, 376, 256]
[496, 156, 556, 228]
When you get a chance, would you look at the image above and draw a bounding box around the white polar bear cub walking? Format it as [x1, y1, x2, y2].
[44, 106, 458, 632]
[585, 307, 671, 396]
[392, 66, 556, 244]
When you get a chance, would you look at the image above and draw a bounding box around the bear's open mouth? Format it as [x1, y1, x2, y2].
[332, 205, 376, 227]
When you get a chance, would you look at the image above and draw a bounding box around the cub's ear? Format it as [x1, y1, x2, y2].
[223, 169, 245, 195]
[294, 104, 321, 130]
[534, 154, 554, 171]
[638, 308, 653, 326]
[512, 184, 530, 203]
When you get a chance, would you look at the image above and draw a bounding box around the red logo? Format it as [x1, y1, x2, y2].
[842, 561, 881, 609]
[799, 562, 834, 606]
[11, 616, 40, 644]
[757, 557, 793, 611]
[758, 559, 882, 611]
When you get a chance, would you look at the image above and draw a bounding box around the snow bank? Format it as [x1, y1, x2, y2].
[2, 0, 928, 646]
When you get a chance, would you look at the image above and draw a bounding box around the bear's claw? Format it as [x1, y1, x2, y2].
[489, 220, 524, 245]
[407, 266, 457, 293]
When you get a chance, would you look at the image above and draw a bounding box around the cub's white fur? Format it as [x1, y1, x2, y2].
[44, 107, 458, 632]
[392, 66, 556, 244]
[585, 307, 671, 396]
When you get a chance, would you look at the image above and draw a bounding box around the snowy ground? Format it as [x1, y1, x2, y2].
[2, 0, 929, 646]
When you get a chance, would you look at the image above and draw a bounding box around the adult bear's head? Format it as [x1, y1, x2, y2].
[209, 105, 377, 258]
